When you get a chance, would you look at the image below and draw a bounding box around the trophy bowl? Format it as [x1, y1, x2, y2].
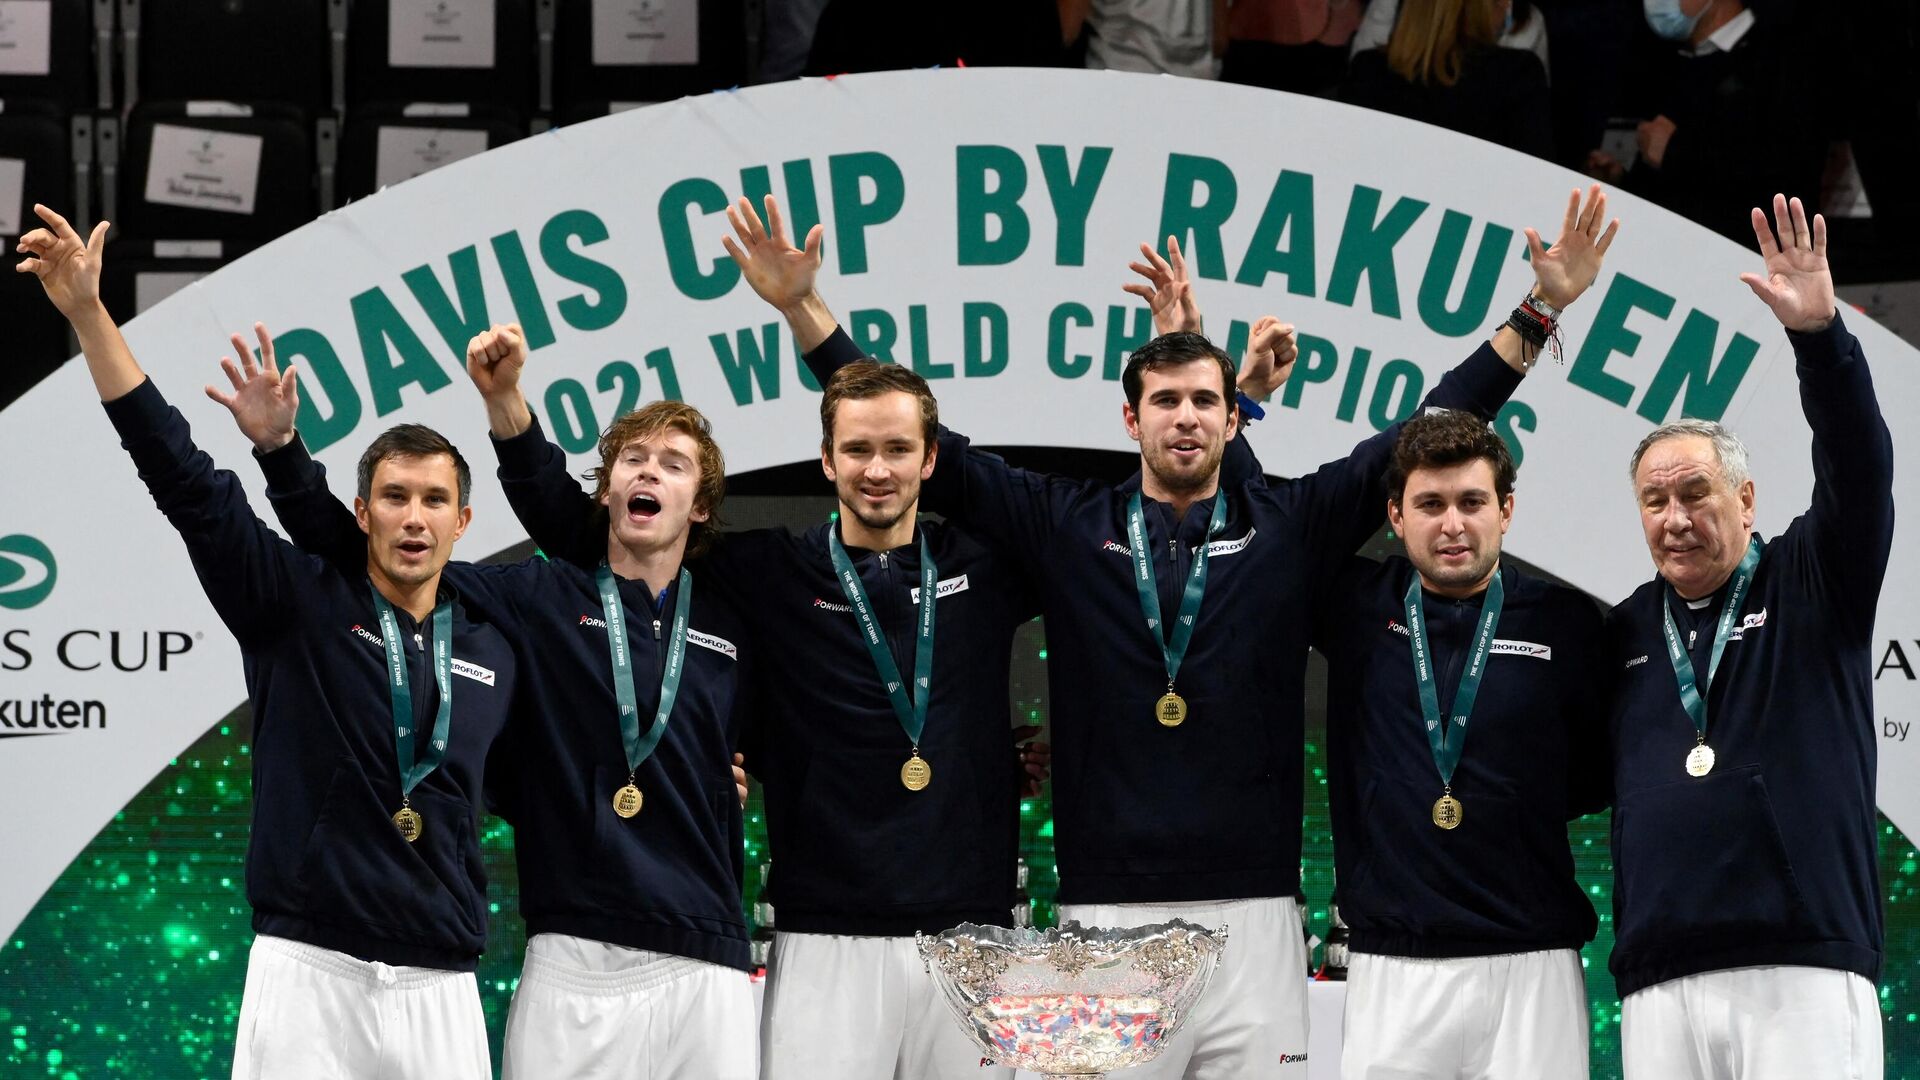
[916, 920, 1227, 1079]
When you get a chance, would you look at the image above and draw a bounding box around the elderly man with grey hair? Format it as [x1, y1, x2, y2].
[1604, 193, 1894, 1079]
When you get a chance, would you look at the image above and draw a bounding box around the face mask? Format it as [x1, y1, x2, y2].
[1644, 0, 1706, 41]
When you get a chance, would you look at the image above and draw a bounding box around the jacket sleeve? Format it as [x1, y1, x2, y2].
[1781, 313, 1895, 640]
[494, 414, 607, 569]
[1283, 341, 1522, 571]
[258, 435, 369, 573]
[101, 378, 320, 647]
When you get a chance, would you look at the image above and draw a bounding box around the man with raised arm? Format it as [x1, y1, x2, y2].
[16, 204, 516, 1079]
[1607, 195, 1891, 1079]
[458, 306, 1047, 1076]
[776, 187, 1619, 1077]
[1313, 409, 1610, 1080]
[219, 326, 760, 1077]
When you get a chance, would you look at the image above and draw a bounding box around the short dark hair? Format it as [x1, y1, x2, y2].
[820, 360, 940, 456]
[585, 401, 728, 559]
[357, 424, 472, 508]
[1385, 409, 1515, 504]
[1121, 332, 1237, 413]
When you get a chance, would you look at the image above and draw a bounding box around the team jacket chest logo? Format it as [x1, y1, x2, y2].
[579, 614, 737, 659]
[1385, 619, 1552, 659]
[811, 578, 970, 611]
[1099, 531, 1256, 559]
[1628, 608, 1770, 668]
[347, 625, 495, 684]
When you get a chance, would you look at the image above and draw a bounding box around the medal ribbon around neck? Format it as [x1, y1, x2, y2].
[598, 562, 693, 804]
[1661, 535, 1762, 750]
[1403, 569, 1504, 798]
[370, 584, 453, 840]
[1126, 490, 1229, 697]
[828, 527, 937, 770]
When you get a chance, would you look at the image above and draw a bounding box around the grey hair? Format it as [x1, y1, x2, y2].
[1628, 419, 1751, 488]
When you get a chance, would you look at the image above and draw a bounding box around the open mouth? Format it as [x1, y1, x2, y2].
[1436, 544, 1471, 559]
[397, 538, 432, 558]
[626, 492, 662, 521]
[1169, 439, 1203, 459]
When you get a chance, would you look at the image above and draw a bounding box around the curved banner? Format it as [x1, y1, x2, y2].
[2, 68, 1915, 943]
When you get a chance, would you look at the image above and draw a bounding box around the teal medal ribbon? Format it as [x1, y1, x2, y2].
[827, 526, 937, 791]
[598, 562, 693, 817]
[1404, 569, 1505, 829]
[1126, 491, 1228, 728]
[1661, 535, 1762, 778]
[369, 584, 453, 842]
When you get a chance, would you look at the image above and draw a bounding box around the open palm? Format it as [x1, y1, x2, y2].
[1739, 194, 1835, 332]
[723, 194, 823, 311]
[1525, 185, 1620, 310]
[1125, 235, 1203, 335]
[206, 322, 300, 451]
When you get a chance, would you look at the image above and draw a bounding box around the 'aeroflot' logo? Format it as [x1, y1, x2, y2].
[0, 535, 57, 610]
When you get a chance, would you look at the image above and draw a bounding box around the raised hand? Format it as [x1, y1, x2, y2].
[205, 322, 300, 451]
[14, 204, 110, 319]
[1738, 194, 1836, 333]
[466, 323, 527, 399]
[1124, 235, 1203, 336]
[723, 194, 824, 313]
[1525, 185, 1621, 310]
[1237, 316, 1299, 400]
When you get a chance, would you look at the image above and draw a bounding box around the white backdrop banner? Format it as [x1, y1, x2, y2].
[2, 68, 1915, 944]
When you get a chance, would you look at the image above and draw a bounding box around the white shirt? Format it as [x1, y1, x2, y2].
[1085, 0, 1222, 79]
[1691, 7, 1756, 55]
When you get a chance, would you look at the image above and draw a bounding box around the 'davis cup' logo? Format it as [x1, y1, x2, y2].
[0, 535, 56, 610]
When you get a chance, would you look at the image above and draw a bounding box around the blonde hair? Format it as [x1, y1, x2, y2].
[1387, 0, 1504, 86]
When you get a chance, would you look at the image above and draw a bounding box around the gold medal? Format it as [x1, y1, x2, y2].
[1156, 691, 1188, 728]
[1431, 794, 1463, 830]
[613, 783, 645, 818]
[392, 806, 424, 843]
[1685, 743, 1715, 778]
[901, 752, 932, 791]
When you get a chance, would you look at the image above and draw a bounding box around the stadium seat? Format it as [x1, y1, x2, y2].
[0, 0, 103, 109]
[97, 235, 224, 324]
[125, 0, 331, 112]
[344, 0, 534, 110]
[337, 100, 522, 201]
[551, 0, 745, 112]
[117, 99, 316, 253]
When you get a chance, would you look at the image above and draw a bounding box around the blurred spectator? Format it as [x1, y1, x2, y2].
[1584, 0, 1821, 244]
[1339, 0, 1553, 157]
[1219, 0, 1364, 95]
[808, 0, 1065, 73]
[764, 0, 833, 82]
[1062, 0, 1227, 79]
[1352, 0, 1550, 79]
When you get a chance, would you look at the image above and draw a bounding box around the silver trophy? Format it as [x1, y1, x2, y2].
[917, 920, 1227, 1079]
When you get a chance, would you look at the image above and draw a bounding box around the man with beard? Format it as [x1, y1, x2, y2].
[17, 204, 518, 1079]
[791, 186, 1620, 1077]
[1312, 409, 1608, 1079]
[230, 327, 759, 1076]
[1607, 196, 1890, 1079]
